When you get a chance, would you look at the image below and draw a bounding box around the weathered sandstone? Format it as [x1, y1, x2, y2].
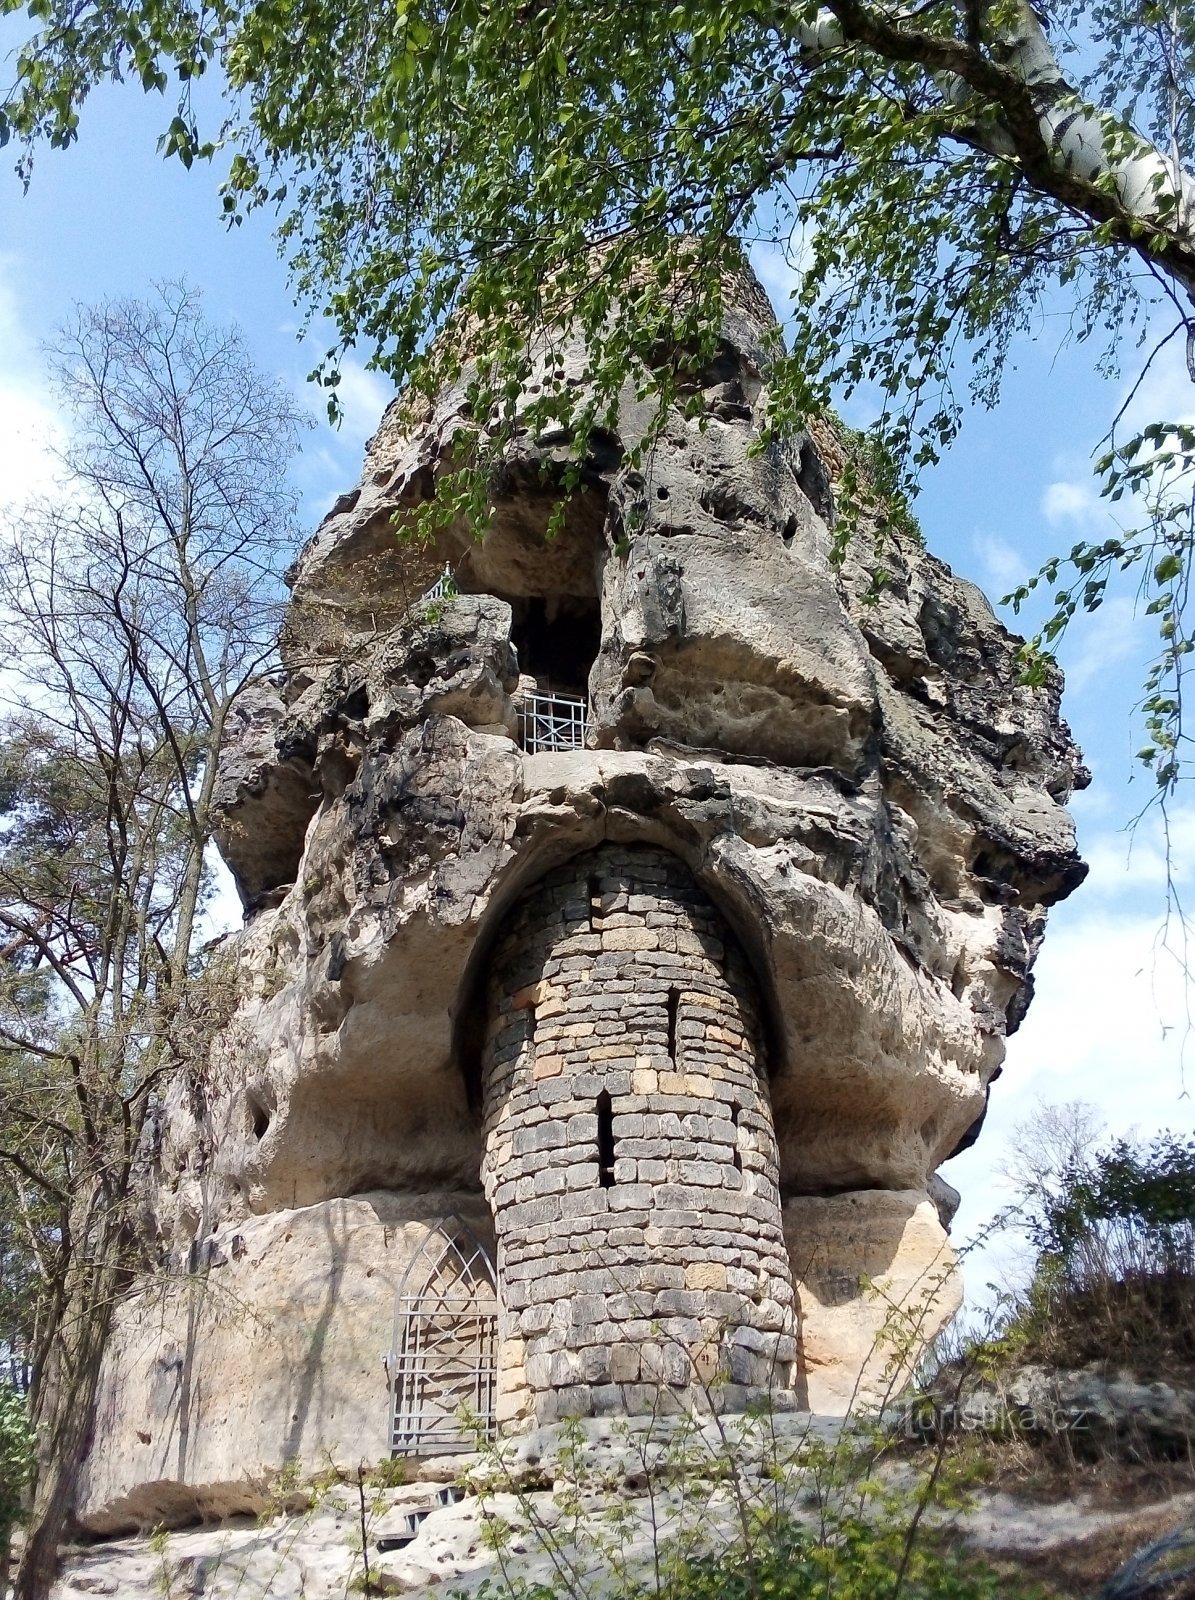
[80, 258, 1085, 1531]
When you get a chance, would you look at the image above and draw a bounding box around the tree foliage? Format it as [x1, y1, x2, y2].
[6, 0, 1194, 801]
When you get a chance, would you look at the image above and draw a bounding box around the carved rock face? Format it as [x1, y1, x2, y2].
[85, 261, 1086, 1525]
[181, 263, 1083, 1242]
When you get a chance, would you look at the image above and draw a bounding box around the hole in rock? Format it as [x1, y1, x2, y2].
[246, 1094, 271, 1141]
[508, 595, 601, 698]
[588, 875, 603, 930]
[796, 438, 834, 525]
[408, 652, 437, 688]
[950, 955, 968, 999]
[342, 684, 370, 720]
[597, 1090, 615, 1188]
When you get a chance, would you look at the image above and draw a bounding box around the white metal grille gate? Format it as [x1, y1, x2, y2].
[387, 1215, 498, 1456]
[518, 691, 587, 753]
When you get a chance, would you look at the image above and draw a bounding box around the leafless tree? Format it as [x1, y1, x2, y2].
[0, 281, 308, 1598]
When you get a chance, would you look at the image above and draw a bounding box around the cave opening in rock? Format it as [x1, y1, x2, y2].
[507, 594, 601, 698]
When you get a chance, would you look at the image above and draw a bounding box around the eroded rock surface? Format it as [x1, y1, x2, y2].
[84, 259, 1085, 1531]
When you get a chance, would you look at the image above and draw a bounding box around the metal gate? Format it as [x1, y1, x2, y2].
[518, 691, 588, 753]
[387, 1214, 498, 1456]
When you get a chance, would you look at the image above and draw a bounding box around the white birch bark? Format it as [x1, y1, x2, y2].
[797, 0, 1195, 246]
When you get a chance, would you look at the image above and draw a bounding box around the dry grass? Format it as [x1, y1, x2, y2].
[1010, 1272, 1195, 1384]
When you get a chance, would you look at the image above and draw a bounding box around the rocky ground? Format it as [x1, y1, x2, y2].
[49, 1413, 1195, 1599]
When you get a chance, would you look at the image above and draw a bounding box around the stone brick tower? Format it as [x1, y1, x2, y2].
[482, 845, 793, 1422]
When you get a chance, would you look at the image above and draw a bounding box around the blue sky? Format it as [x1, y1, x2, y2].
[1, 74, 1191, 1307]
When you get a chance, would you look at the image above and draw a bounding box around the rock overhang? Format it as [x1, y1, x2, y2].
[86, 257, 1089, 1526]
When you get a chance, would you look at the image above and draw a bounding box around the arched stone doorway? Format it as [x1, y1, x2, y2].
[388, 1213, 498, 1455]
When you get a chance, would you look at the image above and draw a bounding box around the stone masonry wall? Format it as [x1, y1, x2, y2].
[481, 846, 796, 1422]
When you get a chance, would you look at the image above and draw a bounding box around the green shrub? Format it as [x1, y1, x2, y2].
[1015, 1131, 1195, 1373]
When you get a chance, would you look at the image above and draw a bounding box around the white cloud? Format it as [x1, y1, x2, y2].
[297, 357, 394, 453]
[0, 265, 65, 509]
[1057, 594, 1143, 695]
[291, 355, 395, 518]
[1080, 805, 1195, 900]
[972, 531, 1028, 593]
[749, 226, 817, 324]
[1041, 477, 1106, 529]
[333, 360, 395, 453]
[944, 901, 1194, 1313]
[199, 846, 244, 943]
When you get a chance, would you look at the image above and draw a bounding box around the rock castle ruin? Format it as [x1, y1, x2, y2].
[78, 264, 1086, 1532]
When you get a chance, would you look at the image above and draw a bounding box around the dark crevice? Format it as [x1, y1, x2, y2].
[597, 1090, 615, 1188]
[508, 595, 600, 698]
[246, 1094, 271, 1142]
[666, 988, 681, 1066]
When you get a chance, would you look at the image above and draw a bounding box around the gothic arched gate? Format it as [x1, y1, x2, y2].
[386, 1214, 498, 1455]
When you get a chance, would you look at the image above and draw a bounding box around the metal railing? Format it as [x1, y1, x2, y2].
[518, 691, 588, 753]
[421, 567, 457, 606]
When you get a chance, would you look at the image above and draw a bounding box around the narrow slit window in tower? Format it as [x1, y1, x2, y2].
[596, 1090, 615, 1188]
[730, 1101, 743, 1173]
[666, 988, 682, 1065]
[588, 876, 603, 930]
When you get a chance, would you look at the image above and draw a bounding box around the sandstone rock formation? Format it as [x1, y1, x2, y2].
[78, 259, 1086, 1532]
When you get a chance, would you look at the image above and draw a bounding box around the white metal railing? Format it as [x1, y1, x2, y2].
[518, 691, 588, 753]
[421, 566, 457, 606]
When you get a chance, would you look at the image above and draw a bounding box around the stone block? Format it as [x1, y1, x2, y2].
[560, 1190, 609, 1218]
[640, 1264, 686, 1290]
[580, 1345, 612, 1384]
[609, 1345, 641, 1382]
[570, 1294, 606, 1328]
[499, 1336, 526, 1372]
[496, 1387, 532, 1425]
[607, 1291, 655, 1320]
[507, 1197, 561, 1228]
[602, 928, 659, 952]
[548, 1350, 581, 1386]
[519, 1305, 554, 1336]
[677, 1160, 723, 1187]
[685, 1262, 728, 1292]
[654, 1289, 705, 1317]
